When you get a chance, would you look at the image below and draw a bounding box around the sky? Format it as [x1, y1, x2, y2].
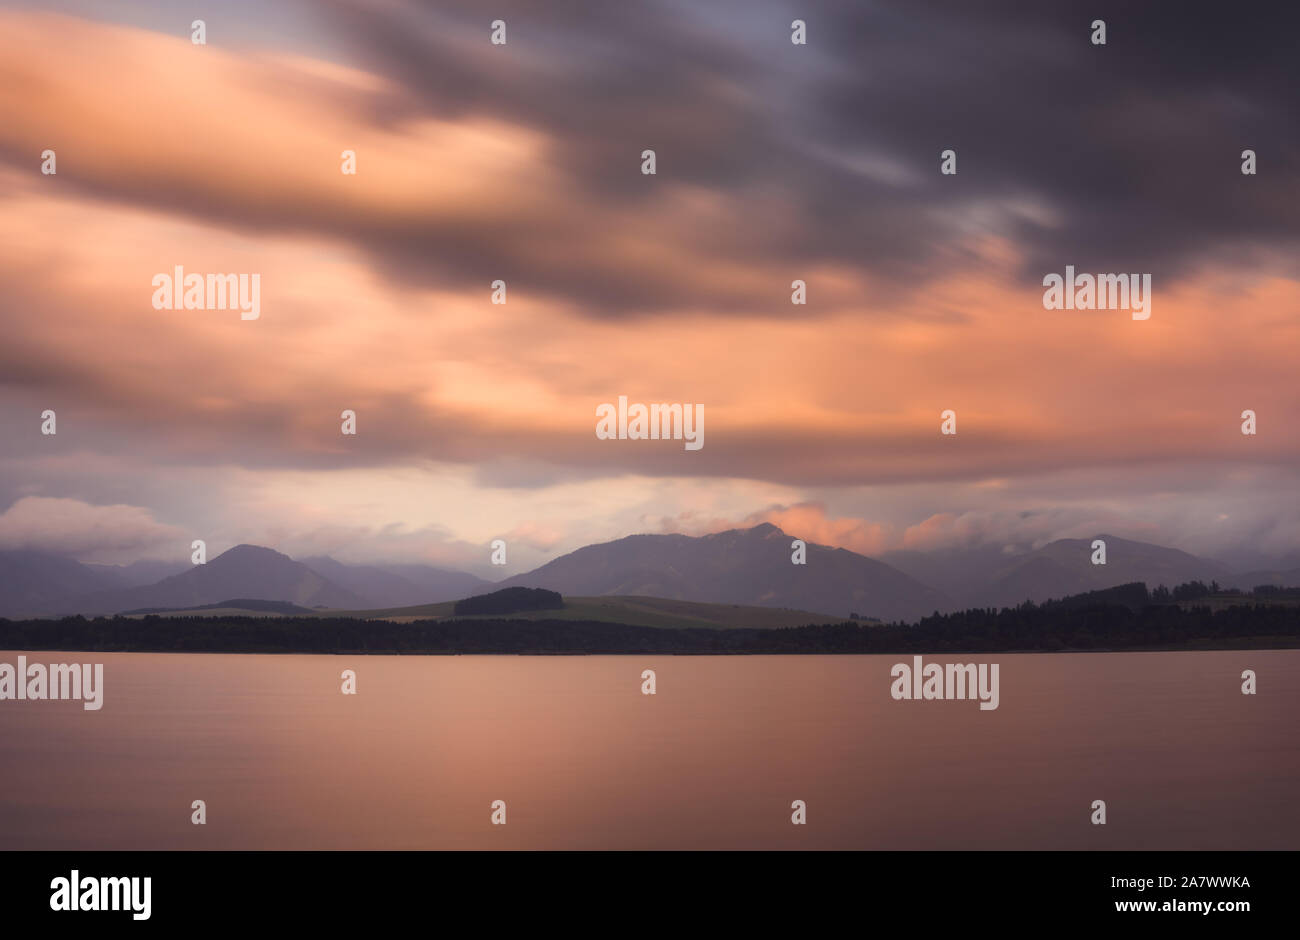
[0, 0, 1297, 574]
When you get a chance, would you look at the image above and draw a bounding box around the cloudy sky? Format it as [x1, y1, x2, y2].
[0, 0, 1296, 573]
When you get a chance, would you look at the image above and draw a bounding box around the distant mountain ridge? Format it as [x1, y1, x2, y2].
[66, 545, 369, 615]
[2, 527, 1295, 622]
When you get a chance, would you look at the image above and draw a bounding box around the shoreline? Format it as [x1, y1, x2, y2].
[2, 642, 1296, 657]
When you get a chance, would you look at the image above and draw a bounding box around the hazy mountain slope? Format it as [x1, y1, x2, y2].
[297, 556, 452, 605]
[368, 562, 494, 604]
[0, 550, 123, 618]
[880, 544, 1019, 604]
[85, 559, 190, 587]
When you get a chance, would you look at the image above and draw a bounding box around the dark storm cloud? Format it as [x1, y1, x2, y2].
[311, 0, 1299, 303]
[2, 0, 1295, 317]
[810, 0, 1300, 281]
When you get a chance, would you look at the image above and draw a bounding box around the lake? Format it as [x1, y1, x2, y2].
[1, 650, 1295, 849]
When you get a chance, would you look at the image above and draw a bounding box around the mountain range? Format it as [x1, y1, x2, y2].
[882, 535, 1237, 608]
[1, 525, 1297, 621]
[493, 523, 944, 622]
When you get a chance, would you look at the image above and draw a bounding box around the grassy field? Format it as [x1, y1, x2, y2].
[322, 595, 846, 629]
[122, 605, 303, 619]
[116, 591, 1298, 627]
[117, 595, 845, 629]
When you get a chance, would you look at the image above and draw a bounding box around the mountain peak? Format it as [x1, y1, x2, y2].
[215, 544, 293, 562]
[499, 522, 942, 621]
[701, 522, 787, 541]
[58, 542, 369, 614]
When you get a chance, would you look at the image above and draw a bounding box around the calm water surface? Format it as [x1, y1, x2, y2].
[1, 650, 1296, 849]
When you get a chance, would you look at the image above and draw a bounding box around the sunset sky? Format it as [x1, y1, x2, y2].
[1, 0, 1297, 574]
